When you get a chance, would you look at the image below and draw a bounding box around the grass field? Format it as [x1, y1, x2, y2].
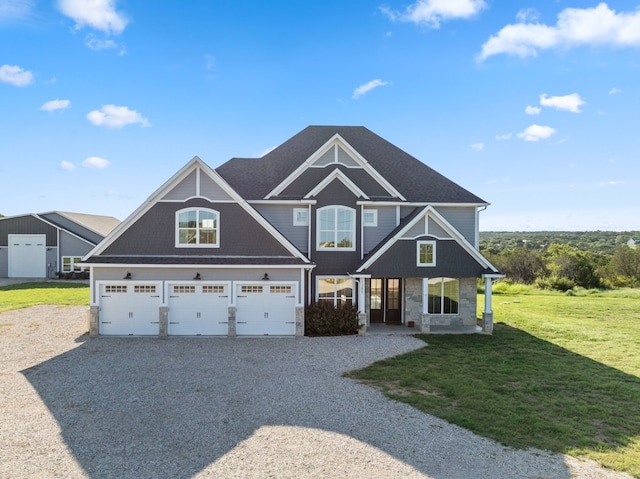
[348, 286, 640, 478]
[0, 282, 89, 313]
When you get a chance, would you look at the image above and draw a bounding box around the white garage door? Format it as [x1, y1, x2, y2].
[167, 282, 230, 335]
[99, 282, 161, 335]
[8, 234, 46, 278]
[235, 283, 297, 335]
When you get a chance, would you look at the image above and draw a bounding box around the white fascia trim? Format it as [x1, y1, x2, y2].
[249, 199, 317, 205]
[304, 169, 369, 199]
[356, 205, 496, 273]
[81, 263, 315, 270]
[356, 201, 489, 207]
[265, 134, 406, 201]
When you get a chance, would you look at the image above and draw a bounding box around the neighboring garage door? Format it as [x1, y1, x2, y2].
[235, 283, 297, 335]
[167, 282, 230, 335]
[8, 234, 46, 278]
[99, 282, 162, 335]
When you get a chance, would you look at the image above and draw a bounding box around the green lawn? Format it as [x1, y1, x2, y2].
[0, 282, 90, 313]
[347, 287, 640, 478]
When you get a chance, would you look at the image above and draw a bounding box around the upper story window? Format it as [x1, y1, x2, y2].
[417, 240, 436, 266]
[363, 209, 378, 227]
[317, 205, 355, 251]
[293, 208, 309, 226]
[176, 208, 219, 247]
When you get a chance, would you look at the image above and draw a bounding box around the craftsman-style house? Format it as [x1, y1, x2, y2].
[83, 126, 501, 336]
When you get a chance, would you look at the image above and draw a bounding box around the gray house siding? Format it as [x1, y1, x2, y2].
[253, 204, 308, 253]
[103, 198, 297, 258]
[59, 231, 93, 258]
[0, 248, 7, 277]
[363, 238, 486, 278]
[363, 206, 397, 254]
[434, 207, 477, 246]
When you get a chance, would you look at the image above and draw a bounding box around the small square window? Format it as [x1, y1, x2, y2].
[417, 240, 436, 266]
[363, 209, 378, 227]
[293, 208, 309, 226]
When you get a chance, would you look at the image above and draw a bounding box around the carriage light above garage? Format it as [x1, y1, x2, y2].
[194, 272, 201, 280]
[262, 273, 270, 281]
[123, 272, 132, 280]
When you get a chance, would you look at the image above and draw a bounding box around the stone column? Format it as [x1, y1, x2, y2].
[295, 306, 305, 336]
[159, 306, 169, 338]
[89, 306, 99, 337]
[358, 312, 367, 335]
[228, 306, 237, 336]
[482, 276, 494, 334]
[420, 313, 431, 333]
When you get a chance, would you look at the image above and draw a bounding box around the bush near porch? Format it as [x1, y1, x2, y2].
[304, 301, 359, 336]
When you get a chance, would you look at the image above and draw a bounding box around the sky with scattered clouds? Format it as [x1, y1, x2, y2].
[1, 0, 639, 231]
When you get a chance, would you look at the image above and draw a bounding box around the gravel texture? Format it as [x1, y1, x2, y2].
[0, 305, 632, 479]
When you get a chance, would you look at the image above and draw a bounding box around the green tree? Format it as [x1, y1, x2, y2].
[487, 248, 546, 284]
[546, 243, 602, 289]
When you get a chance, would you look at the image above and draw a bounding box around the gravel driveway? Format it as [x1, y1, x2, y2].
[0, 306, 631, 479]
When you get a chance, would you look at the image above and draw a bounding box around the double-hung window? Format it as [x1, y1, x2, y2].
[62, 256, 84, 272]
[176, 208, 219, 247]
[417, 240, 436, 266]
[317, 205, 355, 250]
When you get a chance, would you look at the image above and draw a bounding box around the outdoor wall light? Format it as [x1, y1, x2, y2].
[262, 273, 270, 281]
[194, 272, 201, 280]
[123, 272, 132, 280]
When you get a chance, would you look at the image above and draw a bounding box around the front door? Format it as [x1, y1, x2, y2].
[370, 278, 402, 324]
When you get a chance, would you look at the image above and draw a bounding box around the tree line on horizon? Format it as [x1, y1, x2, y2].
[480, 231, 640, 290]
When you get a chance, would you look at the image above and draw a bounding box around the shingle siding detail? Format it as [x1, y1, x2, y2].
[102, 198, 297, 258]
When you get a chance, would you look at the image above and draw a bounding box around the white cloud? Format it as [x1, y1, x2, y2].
[540, 93, 585, 113]
[525, 105, 541, 115]
[352, 79, 390, 99]
[599, 180, 623, 187]
[478, 3, 640, 61]
[516, 8, 539, 23]
[86, 104, 150, 128]
[381, 0, 486, 28]
[495, 133, 512, 141]
[0, 64, 34, 87]
[58, 0, 128, 34]
[471, 142, 484, 151]
[609, 87, 621, 94]
[82, 156, 111, 169]
[40, 99, 71, 112]
[60, 160, 75, 171]
[0, 0, 34, 20]
[517, 124, 557, 142]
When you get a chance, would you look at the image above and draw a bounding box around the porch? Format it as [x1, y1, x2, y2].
[365, 322, 483, 335]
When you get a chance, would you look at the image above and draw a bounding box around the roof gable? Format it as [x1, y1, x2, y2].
[85, 156, 309, 263]
[265, 134, 404, 200]
[304, 168, 368, 199]
[357, 205, 496, 273]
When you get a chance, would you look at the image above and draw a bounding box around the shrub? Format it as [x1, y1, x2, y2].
[305, 301, 359, 336]
[535, 275, 575, 292]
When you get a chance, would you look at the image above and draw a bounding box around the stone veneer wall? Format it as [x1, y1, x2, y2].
[404, 277, 478, 330]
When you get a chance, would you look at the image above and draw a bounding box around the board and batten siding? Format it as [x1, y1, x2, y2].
[434, 207, 477, 247]
[363, 206, 397, 254]
[252, 204, 308, 254]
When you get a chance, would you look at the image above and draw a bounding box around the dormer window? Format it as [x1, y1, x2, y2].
[176, 208, 219, 247]
[317, 205, 355, 251]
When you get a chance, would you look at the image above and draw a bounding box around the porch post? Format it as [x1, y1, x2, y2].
[482, 275, 494, 334]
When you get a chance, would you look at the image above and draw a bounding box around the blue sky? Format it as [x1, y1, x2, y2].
[1, 0, 639, 231]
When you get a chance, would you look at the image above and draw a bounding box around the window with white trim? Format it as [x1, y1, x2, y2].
[363, 209, 377, 227]
[425, 277, 459, 315]
[176, 208, 219, 247]
[317, 277, 353, 307]
[62, 256, 84, 272]
[293, 208, 309, 226]
[317, 205, 355, 250]
[417, 240, 436, 266]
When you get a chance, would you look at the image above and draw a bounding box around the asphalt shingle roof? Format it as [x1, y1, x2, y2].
[216, 126, 486, 204]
